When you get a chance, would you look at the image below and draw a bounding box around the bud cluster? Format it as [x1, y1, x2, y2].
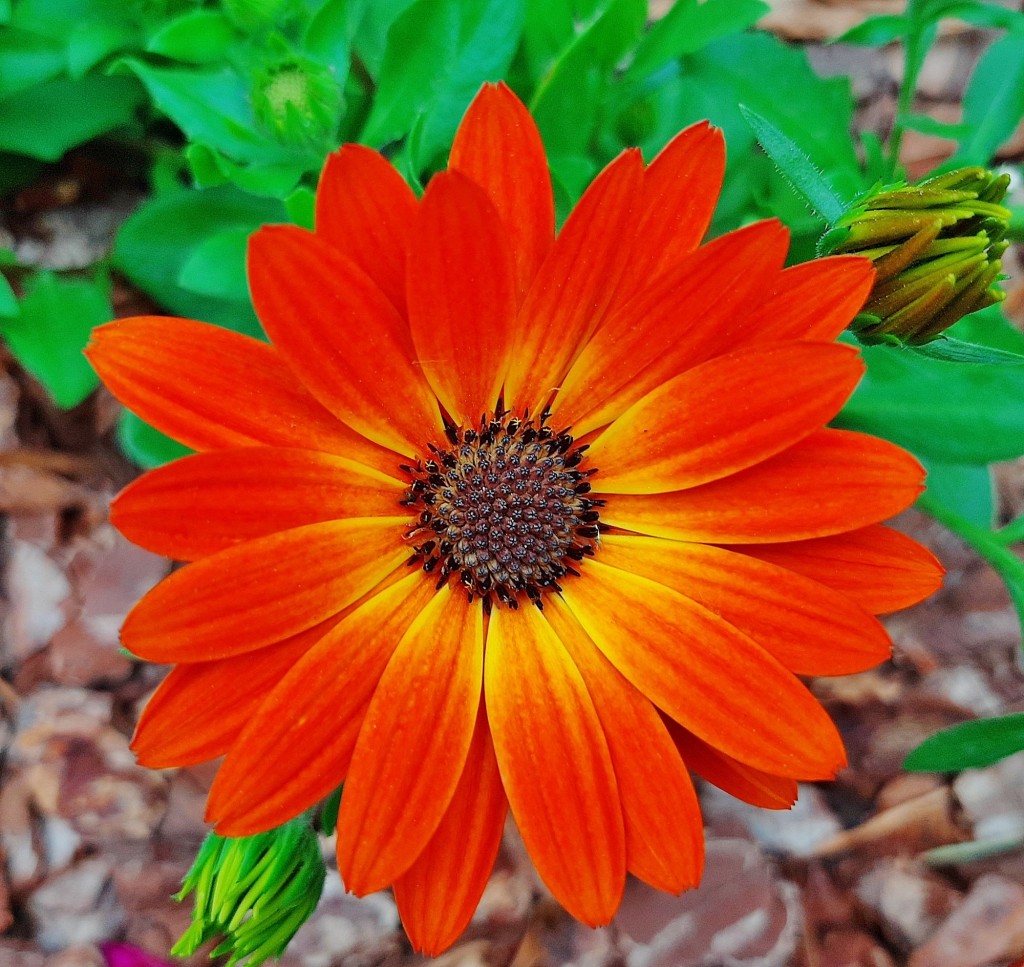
[821, 167, 1012, 345]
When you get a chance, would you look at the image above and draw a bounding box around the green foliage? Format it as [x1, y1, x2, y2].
[0, 269, 111, 408]
[905, 714, 1024, 771]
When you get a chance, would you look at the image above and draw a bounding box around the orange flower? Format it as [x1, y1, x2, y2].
[87, 83, 943, 954]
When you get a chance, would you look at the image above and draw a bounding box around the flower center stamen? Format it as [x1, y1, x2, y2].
[400, 410, 603, 609]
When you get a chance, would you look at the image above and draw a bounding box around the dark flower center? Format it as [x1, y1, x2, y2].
[400, 410, 603, 609]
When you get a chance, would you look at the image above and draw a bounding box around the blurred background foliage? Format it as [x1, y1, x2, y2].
[0, 0, 1023, 768]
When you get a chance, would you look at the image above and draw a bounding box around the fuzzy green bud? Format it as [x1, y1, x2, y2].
[251, 53, 342, 148]
[173, 818, 325, 967]
[821, 167, 1011, 345]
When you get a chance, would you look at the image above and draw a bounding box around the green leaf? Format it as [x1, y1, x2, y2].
[113, 185, 285, 338]
[117, 410, 192, 469]
[411, 0, 526, 167]
[920, 457, 994, 530]
[837, 342, 1024, 464]
[833, 14, 908, 45]
[350, 0, 417, 78]
[911, 337, 1024, 365]
[627, 0, 768, 80]
[936, 1, 1024, 30]
[303, 0, 361, 78]
[947, 304, 1024, 356]
[0, 26, 64, 98]
[531, 0, 648, 155]
[739, 105, 848, 223]
[951, 30, 1024, 164]
[904, 714, 1024, 771]
[0, 74, 143, 160]
[0, 0, 10, 23]
[902, 112, 968, 140]
[66, 21, 136, 78]
[146, 10, 237, 65]
[359, 0, 461, 147]
[284, 185, 316, 229]
[177, 227, 251, 301]
[0, 272, 18, 316]
[1, 270, 110, 408]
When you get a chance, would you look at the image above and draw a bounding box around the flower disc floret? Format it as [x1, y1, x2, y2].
[401, 410, 601, 609]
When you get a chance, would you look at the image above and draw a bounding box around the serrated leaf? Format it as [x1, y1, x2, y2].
[2, 270, 110, 408]
[177, 227, 251, 301]
[0, 26, 64, 98]
[146, 10, 236, 65]
[739, 105, 848, 223]
[837, 341, 1024, 464]
[912, 337, 1024, 365]
[531, 0, 648, 155]
[627, 0, 768, 80]
[359, 0, 461, 147]
[951, 30, 1024, 164]
[904, 714, 1024, 771]
[118, 410, 192, 469]
[832, 13, 908, 46]
[0, 74, 143, 161]
[113, 185, 284, 337]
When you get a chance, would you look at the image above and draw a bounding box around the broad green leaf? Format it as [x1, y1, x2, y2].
[947, 304, 1024, 355]
[0, 272, 17, 316]
[627, 0, 768, 80]
[359, 0, 461, 147]
[0, 0, 10, 23]
[66, 21, 136, 78]
[177, 227, 251, 301]
[936, 1, 1024, 30]
[0, 26, 64, 98]
[303, 0, 363, 78]
[920, 458, 994, 530]
[1, 270, 110, 408]
[118, 410, 192, 469]
[833, 14, 908, 45]
[188, 143, 310, 198]
[0, 74, 143, 160]
[113, 185, 285, 337]
[516, 0, 575, 97]
[905, 714, 1024, 771]
[951, 30, 1024, 164]
[739, 105, 848, 223]
[837, 343, 1024, 464]
[146, 10, 237, 64]
[284, 185, 316, 229]
[412, 0, 526, 167]
[531, 0, 648, 155]
[351, 0, 418, 78]
[10, 0, 121, 38]
[549, 152, 600, 221]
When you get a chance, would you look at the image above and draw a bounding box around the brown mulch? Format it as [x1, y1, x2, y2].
[2, 4, 1024, 966]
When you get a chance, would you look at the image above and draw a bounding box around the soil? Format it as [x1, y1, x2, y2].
[2, 3, 1024, 966]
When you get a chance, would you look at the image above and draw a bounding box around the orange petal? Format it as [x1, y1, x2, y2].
[615, 122, 725, 303]
[449, 81, 554, 300]
[337, 585, 484, 895]
[561, 560, 847, 780]
[407, 171, 517, 424]
[598, 535, 891, 676]
[122, 518, 409, 663]
[599, 428, 926, 543]
[131, 616, 341, 769]
[743, 256, 875, 343]
[587, 342, 864, 493]
[248, 225, 441, 456]
[315, 144, 417, 314]
[485, 604, 625, 925]
[393, 711, 508, 956]
[724, 524, 945, 614]
[112, 447, 405, 561]
[504, 149, 643, 415]
[552, 220, 789, 436]
[544, 596, 703, 893]
[85, 318, 399, 470]
[668, 723, 799, 810]
[206, 571, 435, 836]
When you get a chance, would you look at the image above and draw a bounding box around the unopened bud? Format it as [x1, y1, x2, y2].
[251, 52, 342, 148]
[173, 818, 325, 967]
[820, 167, 1011, 345]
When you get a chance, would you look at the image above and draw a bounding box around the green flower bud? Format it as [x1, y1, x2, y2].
[251, 52, 343, 148]
[173, 818, 325, 967]
[821, 167, 1011, 345]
